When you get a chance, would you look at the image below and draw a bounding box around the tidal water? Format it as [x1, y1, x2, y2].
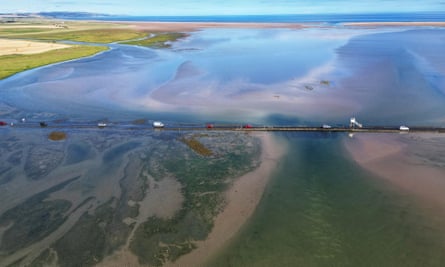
[1, 25, 445, 266]
[1, 27, 445, 126]
[210, 132, 445, 267]
[53, 12, 445, 24]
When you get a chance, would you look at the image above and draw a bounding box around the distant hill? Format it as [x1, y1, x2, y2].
[0, 12, 110, 20]
[38, 12, 110, 19]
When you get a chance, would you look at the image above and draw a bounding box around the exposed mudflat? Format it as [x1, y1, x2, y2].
[0, 128, 262, 267]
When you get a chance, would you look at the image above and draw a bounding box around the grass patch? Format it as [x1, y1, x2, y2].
[0, 25, 187, 79]
[0, 45, 107, 80]
[122, 32, 188, 48]
[48, 131, 67, 141]
[0, 28, 50, 35]
[180, 137, 213, 156]
[132, 118, 147, 125]
[16, 28, 148, 43]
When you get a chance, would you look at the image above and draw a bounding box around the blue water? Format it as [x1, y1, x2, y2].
[58, 12, 445, 24]
[1, 27, 445, 126]
[1, 20, 445, 267]
[0, 28, 350, 123]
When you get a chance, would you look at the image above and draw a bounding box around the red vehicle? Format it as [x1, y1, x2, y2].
[243, 124, 253, 129]
[0, 121, 8, 126]
[206, 123, 214, 129]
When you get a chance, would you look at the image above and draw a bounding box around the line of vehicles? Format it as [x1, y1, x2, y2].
[0, 119, 166, 129]
[0, 119, 253, 129]
[0, 117, 415, 132]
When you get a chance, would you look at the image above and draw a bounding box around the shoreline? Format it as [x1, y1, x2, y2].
[344, 133, 445, 214]
[124, 21, 310, 32]
[342, 22, 445, 27]
[165, 132, 286, 267]
[117, 21, 445, 32]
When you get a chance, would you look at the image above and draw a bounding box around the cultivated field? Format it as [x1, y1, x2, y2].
[0, 39, 71, 56]
[0, 19, 187, 80]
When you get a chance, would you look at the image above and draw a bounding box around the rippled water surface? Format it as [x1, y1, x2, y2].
[1, 26, 445, 267]
[2, 27, 444, 125]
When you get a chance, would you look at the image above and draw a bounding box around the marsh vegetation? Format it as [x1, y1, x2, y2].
[0, 129, 260, 267]
[0, 20, 187, 80]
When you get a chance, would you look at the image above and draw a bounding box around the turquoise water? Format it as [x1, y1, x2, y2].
[210, 132, 445, 266]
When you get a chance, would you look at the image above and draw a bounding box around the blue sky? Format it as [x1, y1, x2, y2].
[2, 0, 445, 16]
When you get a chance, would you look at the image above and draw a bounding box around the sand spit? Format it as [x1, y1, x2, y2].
[122, 21, 309, 32]
[343, 22, 445, 27]
[112, 21, 445, 33]
[166, 133, 286, 267]
[0, 39, 71, 56]
[344, 133, 445, 214]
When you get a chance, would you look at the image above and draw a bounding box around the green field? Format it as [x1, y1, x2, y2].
[0, 22, 187, 80]
[0, 28, 51, 35]
[122, 32, 188, 48]
[0, 45, 108, 80]
[12, 28, 148, 43]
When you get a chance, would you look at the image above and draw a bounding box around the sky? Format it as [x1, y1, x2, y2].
[2, 0, 445, 16]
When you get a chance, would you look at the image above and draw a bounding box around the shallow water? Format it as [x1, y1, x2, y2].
[2, 27, 445, 126]
[0, 127, 260, 266]
[1, 25, 445, 266]
[210, 132, 445, 267]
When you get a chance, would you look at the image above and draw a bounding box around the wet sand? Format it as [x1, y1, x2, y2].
[119, 21, 445, 33]
[343, 22, 445, 27]
[90, 133, 285, 267]
[344, 133, 445, 214]
[123, 21, 309, 32]
[166, 133, 286, 267]
[97, 177, 183, 267]
[94, 133, 285, 267]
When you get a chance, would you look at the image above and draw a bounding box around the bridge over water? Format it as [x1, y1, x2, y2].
[2, 120, 445, 134]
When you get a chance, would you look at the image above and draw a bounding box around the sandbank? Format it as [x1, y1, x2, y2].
[343, 22, 445, 27]
[115, 20, 445, 33]
[121, 21, 309, 32]
[344, 133, 445, 214]
[0, 39, 70, 56]
[166, 133, 286, 267]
